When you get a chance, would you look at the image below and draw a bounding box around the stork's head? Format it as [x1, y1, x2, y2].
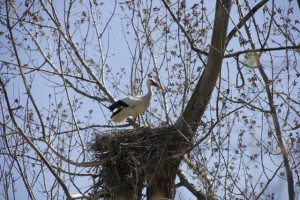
[147, 78, 161, 89]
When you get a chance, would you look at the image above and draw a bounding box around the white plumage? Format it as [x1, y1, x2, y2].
[108, 78, 161, 123]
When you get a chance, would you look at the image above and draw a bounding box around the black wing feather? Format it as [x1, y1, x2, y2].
[111, 108, 123, 118]
[108, 100, 129, 111]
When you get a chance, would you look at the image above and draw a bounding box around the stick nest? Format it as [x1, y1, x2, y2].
[90, 125, 191, 197]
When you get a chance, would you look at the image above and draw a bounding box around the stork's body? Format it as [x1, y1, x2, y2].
[108, 78, 160, 123]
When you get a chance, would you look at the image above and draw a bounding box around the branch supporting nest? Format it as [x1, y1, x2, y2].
[90, 125, 192, 198]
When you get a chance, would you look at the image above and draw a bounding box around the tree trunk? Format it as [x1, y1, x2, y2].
[147, 0, 232, 199]
[179, 0, 232, 130]
[146, 155, 183, 199]
[147, 169, 177, 200]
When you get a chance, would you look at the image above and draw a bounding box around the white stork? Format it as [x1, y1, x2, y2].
[108, 78, 161, 123]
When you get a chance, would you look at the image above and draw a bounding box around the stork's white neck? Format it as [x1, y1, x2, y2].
[145, 82, 153, 98]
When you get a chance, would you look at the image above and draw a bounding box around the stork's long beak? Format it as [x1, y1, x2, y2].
[152, 81, 161, 90]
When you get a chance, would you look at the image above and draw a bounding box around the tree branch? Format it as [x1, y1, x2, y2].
[177, 169, 209, 200]
[242, 9, 295, 199]
[161, 0, 208, 57]
[0, 77, 72, 200]
[177, 0, 233, 132]
[225, 0, 269, 47]
[224, 45, 300, 58]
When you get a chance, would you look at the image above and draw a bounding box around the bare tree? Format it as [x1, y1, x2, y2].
[1, 0, 299, 199]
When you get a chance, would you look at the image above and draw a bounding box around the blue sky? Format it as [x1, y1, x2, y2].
[1, 0, 300, 199]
